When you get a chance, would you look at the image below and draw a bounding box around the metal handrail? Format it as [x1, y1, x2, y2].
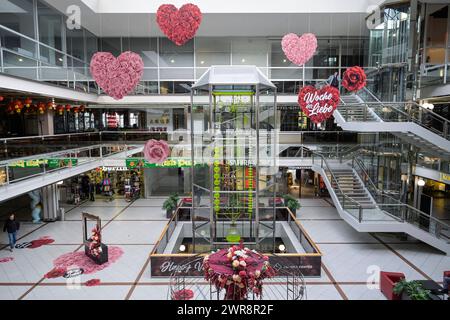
[311, 151, 364, 221]
[352, 156, 450, 240]
[358, 87, 450, 139]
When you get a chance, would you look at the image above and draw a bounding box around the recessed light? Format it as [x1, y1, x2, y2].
[283, 59, 287, 63]
[58, 58, 63, 62]
[241, 58, 246, 63]
[179, 244, 186, 252]
[18, 58, 23, 62]
[200, 60, 205, 65]
[170, 59, 175, 63]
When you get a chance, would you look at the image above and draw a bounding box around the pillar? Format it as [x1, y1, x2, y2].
[38, 112, 54, 136]
[41, 183, 60, 221]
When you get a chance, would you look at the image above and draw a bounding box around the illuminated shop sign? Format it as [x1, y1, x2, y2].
[126, 158, 194, 168]
[101, 166, 128, 172]
[9, 159, 78, 169]
[440, 173, 450, 184]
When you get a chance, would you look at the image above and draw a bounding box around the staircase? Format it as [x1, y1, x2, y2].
[338, 96, 379, 122]
[329, 168, 376, 209]
[334, 91, 450, 160]
[311, 153, 450, 255]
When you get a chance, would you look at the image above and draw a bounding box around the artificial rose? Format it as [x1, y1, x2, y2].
[281, 33, 317, 66]
[143, 139, 170, 164]
[342, 66, 367, 92]
[156, 3, 202, 46]
[298, 85, 340, 124]
[85, 279, 101, 287]
[232, 260, 240, 268]
[90, 51, 144, 100]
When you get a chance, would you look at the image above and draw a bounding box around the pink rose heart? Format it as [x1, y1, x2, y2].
[90, 51, 144, 100]
[156, 3, 202, 46]
[281, 33, 317, 66]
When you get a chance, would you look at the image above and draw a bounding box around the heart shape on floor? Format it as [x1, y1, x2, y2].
[298, 85, 340, 124]
[90, 51, 144, 100]
[156, 3, 202, 46]
[281, 33, 317, 66]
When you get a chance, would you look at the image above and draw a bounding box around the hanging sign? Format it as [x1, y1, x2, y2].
[298, 85, 340, 124]
[126, 158, 195, 169]
[9, 159, 78, 169]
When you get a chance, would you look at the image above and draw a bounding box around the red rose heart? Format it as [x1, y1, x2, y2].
[156, 3, 202, 46]
[298, 85, 340, 124]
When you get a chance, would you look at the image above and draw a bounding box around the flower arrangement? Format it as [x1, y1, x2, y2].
[144, 139, 170, 164]
[342, 66, 367, 92]
[203, 242, 276, 300]
[90, 51, 144, 100]
[88, 225, 102, 257]
[298, 85, 340, 124]
[281, 33, 317, 66]
[156, 3, 202, 46]
[172, 289, 194, 300]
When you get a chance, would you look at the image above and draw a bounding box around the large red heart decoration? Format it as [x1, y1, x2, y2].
[90, 51, 144, 100]
[156, 3, 202, 46]
[298, 86, 340, 124]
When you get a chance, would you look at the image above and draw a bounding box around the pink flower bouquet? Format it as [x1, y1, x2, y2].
[143, 139, 170, 164]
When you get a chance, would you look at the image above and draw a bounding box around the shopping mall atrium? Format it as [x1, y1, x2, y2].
[0, 0, 449, 302]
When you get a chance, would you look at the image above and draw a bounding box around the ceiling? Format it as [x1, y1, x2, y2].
[42, 0, 373, 37]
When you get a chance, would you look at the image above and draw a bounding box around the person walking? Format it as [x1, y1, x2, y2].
[3, 213, 20, 252]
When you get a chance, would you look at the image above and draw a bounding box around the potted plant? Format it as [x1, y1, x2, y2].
[163, 193, 179, 218]
[282, 194, 301, 216]
[393, 280, 431, 300]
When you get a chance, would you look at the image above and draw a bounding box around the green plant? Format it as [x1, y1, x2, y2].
[162, 193, 179, 212]
[282, 195, 301, 212]
[393, 280, 431, 300]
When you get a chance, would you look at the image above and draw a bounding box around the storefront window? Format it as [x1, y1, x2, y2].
[0, 0, 35, 39]
[37, 1, 63, 51]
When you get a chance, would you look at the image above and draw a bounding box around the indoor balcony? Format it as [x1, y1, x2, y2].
[334, 87, 450, 160]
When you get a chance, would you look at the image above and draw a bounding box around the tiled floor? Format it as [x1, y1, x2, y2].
[0, 197, 448, 300]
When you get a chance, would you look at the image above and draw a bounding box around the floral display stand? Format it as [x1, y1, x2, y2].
[203, 242, 276, 300]
[82, 213, 109, 265]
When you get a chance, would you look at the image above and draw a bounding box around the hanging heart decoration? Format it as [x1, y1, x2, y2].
[156, 3, 202, 46]
[90, 51, 144, 100]
[342, 66, 367, 92]
[298, 85, 340, 124]
[281, 33, 317, 66]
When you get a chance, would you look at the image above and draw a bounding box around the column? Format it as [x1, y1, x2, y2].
[41, 183, 60, 221]
[38, 112, 54, 136]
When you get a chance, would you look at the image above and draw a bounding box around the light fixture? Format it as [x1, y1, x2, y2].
[18, 58, 23, 62]
[241, 58, 246, 63]
[56, 181, 64, 185]
[417, 179, 426, 187]
[278, 244, 286, 252]
[58, 57, 63, 62]
[179, 244, 186, 252]
[170, 59, 175, 64]
[422, 103, 434, 110]
[200, 60, 205, 65]
[283, 59, 287, 63]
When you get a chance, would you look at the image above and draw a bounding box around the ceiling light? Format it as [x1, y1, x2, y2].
[18, 58, 23, 62]
[170, 59, 175, 64]
[58, 58, 63, 62]
[283, 59, 287, 63]
[241, 58, 246, 63]
[278, 244, 286, 252]
[179, 244, 186, 252]
[200, 60, 205, 65]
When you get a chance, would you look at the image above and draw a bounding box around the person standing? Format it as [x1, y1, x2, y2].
[3, 213, 20, 252]
[327, 71, 340, 89]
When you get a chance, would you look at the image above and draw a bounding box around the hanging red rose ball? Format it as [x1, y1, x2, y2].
[56, 105, 65, 115]
[342, 66, 367, 92]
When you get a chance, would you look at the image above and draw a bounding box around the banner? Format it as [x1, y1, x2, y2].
[9, 158, 78, 169]
[126, 158, 196, 169]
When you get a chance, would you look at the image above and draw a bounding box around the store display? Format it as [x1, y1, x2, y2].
[83, 214, 109, 265]
[298, 85, 340, 124]
[156, 3, 202, 46]
[90, 51, 144, 100]
[281, 33, 317, 66]
[342, 66, 367, 92]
